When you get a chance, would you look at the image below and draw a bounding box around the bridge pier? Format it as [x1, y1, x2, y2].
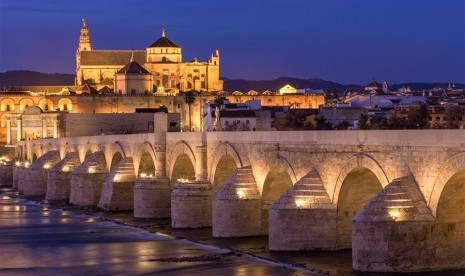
[98, 157, 136, 211]
[23, 151, 61, 198]
[352, 176, 437, 272]
[134, 140, 171, 218]
[171, 181, 212, 228]
[0, 162, 13, 186]
[15, 164, 28, 194]
[134, 176, 171, 218]
[46, 152, 81, 201]
[70, 151, 108, 207]
[269, 169, 337, 250]
[212, 167, 262, 237]
[12, 164, 24, 189]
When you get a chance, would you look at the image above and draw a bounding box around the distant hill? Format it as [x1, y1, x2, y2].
[0, 70, 75, 88]
[390, 82, 465, 91]
[222, 77, 360, 92]
[1, 70, 463, 93]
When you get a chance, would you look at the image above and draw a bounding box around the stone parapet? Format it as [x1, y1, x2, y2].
[46, 152, 81, 201]
[269, 169, 337, 250]
[134, 176, 171, 218]
[171, 181, 212, 228]
[212, 167, 262, 237]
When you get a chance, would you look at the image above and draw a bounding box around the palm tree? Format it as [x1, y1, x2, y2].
[183, 90, 197, 131]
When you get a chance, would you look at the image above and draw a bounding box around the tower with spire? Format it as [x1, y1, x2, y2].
[76, 19, 93, 85]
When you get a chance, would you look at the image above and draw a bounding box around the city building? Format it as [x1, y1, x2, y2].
[76, 20, 223, 92]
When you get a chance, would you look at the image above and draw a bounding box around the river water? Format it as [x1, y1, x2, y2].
[1, 185, 463, 276]
[0, 186, 315, 275]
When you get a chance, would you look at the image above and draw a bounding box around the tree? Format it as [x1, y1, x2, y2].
[406, 102, 430, 129]
[387, 112, 407, 129]
[358, 113, 370, 130]
[444, 106, 463, 129]
[316, 115, 333, 130]
[213, 95, 226, 108]
[183, 90, 197, 131]
[336, 120, 351, 130]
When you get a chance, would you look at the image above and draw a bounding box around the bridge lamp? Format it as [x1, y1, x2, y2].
[15, 161, 21, 167]
[177, 178, 189, 183]
[388, 209, 400, 221]
[139, 172, 147, 178]
[236, 189, 246, 199]
[62, 165, 70, 172]
[113, 175, 120, 182]
[295, 199, 307, 208]
[88, 166, 96, 173]
[24, 162, 30, 168]
[43, 163, 51, 169]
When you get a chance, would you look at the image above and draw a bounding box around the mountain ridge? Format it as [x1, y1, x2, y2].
[1, 70, 463, 92]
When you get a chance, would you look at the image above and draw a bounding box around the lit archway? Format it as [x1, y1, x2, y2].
[171, 153, 195, 185]
[19, 98, 34, 112]
[38, 98, 54, 111]
[435, 171, 465, 254]
[212, 154, 238, 193]
[0, 98, 15, 112]
[58, 98, 73, 111]
[262, 166, 294, 234]
[138, 152, 155, 177]
[428, 152, 465, 216]
[110, 152, 123, 171]
[336, 167, 382, 249]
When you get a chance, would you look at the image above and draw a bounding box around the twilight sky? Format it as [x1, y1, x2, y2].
[0, 0, 464, 84]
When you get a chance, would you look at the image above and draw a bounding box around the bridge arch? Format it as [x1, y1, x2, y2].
[258, 155, 297, 195]
[133, 141, 159, 177]
[260, 155, 296, 235]
[332, 153, 387, 249]
[78, 143, 98, 162]
[428, 152, 465, 217]
[105, 142, 126, 171]
[168, 141, 196, 183]
[332, 153, 389, 204]
[209, 142, 243, 191]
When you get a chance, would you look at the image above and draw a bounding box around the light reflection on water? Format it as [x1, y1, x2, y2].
[0, 187, 307, 275]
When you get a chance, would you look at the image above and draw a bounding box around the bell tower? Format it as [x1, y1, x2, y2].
[78, 19, 92, 51]
[76, 19, 92, 85]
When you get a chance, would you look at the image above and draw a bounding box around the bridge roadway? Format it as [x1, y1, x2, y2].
[8, 113, 465, 272]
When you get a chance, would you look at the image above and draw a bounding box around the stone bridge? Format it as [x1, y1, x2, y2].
[10, 114, 465, 273]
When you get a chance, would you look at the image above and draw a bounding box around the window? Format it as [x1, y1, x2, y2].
[177, 104, 180, 109]
[5, 105, 10, 111]
[63, 104, 68, 111]
[44, 104, 49, 111]
[131, 89, 136, 95]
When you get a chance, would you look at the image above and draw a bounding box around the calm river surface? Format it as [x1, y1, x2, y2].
[1, 186, 463, 276]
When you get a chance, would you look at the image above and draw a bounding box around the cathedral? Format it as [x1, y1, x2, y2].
[75, 20, 223, 93]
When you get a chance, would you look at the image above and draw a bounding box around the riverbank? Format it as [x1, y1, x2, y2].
[0, 186, 317, 275]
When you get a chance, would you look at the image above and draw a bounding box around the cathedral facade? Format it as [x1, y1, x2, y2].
[75, 20, 223, 93]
